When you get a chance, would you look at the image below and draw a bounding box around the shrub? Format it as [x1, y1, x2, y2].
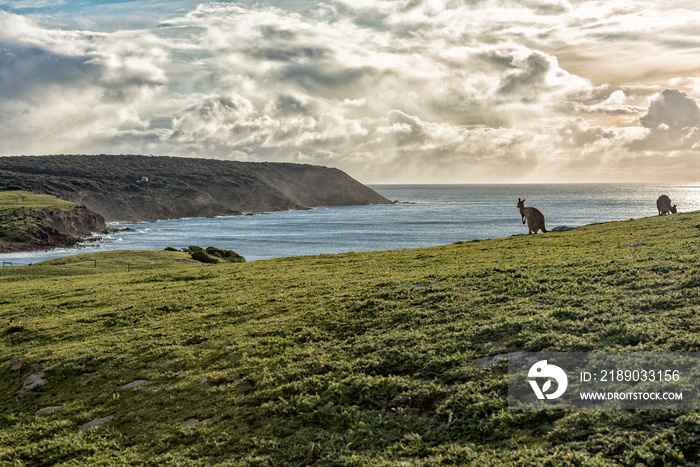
[206, 246, 245, 262]
[190, 250, 219, 264]
[183, 245, 245, 263]
[205, 246, 225, 257]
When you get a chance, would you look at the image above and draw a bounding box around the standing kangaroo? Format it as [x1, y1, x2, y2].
[517, 198, 548, 234]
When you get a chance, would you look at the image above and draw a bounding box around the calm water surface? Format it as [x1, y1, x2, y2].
[2, 184, 699, 265]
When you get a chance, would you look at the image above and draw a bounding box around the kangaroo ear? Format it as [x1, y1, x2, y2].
[518, 198, 522, 202]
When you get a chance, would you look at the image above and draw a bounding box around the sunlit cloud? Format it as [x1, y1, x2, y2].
[1, 1, 700, 182]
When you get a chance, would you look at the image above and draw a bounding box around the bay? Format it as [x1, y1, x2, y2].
[1, 183, 699, 265]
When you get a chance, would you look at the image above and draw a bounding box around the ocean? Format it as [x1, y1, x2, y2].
[2, 183, 699, 265]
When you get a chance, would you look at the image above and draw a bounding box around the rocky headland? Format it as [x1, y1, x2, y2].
[0, 205, 109, 254]
[0, 155, 391, 221]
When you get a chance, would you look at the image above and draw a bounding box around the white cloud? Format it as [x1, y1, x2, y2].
[0, 12, 171, 154]
[640, 88, 700, 130]
[0, 0, 64, 8]
[2, 1, 700, 182]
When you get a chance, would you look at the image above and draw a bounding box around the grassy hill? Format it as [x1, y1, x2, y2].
[2, 213, 700, 465]
[0, 155, 391, 221]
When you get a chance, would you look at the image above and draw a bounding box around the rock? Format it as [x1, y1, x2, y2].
[79, 414, 114, 433]
[81, 374, 92, 386]
[122, 380, 147, 389]
[5, 357, 25, 371]
[20, 373, 46, 393]
[181, 418, 201, 428]
[36, 405, 62, 415]
[43, 350, 53, 357]
[200, 375, 209, 385]
[475, 351, 538, 367]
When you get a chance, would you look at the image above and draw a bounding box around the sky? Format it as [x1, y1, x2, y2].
[1, 1, 700, 184]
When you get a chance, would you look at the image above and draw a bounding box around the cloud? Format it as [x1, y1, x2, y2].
[621, 89, 700, 153]
[3, 2, 700, 182]
[0, 11, 170, 154]
[0, 42, 98, 99]
[0, 0, 64, 9]
[640, 88, 700, 130]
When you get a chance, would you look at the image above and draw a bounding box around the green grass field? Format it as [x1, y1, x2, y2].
[0, 191, 77, 210]
[2, 212, 700, 465]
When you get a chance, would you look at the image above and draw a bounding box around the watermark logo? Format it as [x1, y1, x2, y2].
[509, 352, 697, 409]
[528, 360, 568, 400]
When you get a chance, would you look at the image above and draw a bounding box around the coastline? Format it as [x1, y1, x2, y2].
[2, 183, 696, 265]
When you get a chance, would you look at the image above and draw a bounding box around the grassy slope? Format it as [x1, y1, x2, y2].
[2, 213, 700, 465]
[0, 191, 77, 210]
[0, 191, 79, 245]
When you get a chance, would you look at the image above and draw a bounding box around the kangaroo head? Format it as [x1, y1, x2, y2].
[671, 204, 677, 214]
[517, 198, 525, 209]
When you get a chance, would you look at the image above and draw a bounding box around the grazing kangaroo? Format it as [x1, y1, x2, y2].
[517, 198, 548, 234]
[656, 195, 677, 215]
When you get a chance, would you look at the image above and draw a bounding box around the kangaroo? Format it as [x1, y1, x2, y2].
[517, 198, 547, 234]
[656, 195, 677, 215]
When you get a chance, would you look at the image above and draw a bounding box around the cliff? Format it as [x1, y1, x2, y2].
[0, 155, 391, 221]
[0, 204, 108, 253]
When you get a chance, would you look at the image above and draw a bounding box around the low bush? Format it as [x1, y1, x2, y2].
[189, 249, 219, 263]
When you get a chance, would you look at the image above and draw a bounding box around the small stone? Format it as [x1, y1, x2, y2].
[36, 405, 62, 415]
[181, 418, 200, 428]
[475, 351, 535, 367]
[200, 375, 209, 385]
[79, 414, 114, 433]
[122, 380, 147, 389]
[43, 350, 53, 357]
[5, 357, 25, 371]
[20, 373, 46, 393]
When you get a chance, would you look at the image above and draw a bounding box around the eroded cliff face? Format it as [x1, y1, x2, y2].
[0, 207, 108, 253]
[40, 207, 107, 238]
